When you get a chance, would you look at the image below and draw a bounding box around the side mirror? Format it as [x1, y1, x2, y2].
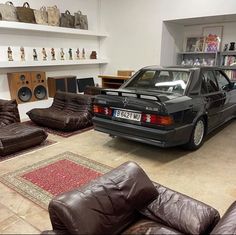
[229, 82, 236, 90]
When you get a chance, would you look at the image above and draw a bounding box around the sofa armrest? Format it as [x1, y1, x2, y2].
[47, 162, 158, 235]
[140, 182, 220, 235]
[41, 230, 68, 235]
[210, 201, 236, 234]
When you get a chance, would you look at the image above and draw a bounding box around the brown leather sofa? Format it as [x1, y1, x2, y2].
[27, 91, 93, 131]
[41, 161, 236, 235]
[0, 99, 47, 156]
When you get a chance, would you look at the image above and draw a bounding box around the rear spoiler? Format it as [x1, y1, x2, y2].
[100, 89, 162, 103]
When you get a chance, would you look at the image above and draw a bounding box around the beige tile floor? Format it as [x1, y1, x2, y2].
[0, 121, 236, 234]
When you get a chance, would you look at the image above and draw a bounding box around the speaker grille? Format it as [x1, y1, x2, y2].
[34, 85, 47, 100]
[18, 87, 32, 102]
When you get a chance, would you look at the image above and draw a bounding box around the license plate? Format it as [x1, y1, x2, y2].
[114, 109, 141, 121]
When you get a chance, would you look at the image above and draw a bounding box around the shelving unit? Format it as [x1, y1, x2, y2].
[0, 21, 109, 70]
[0, 59, 109, 69]
[177, 51, 219, 66]
[0, 21, 108, 37]
[98, 75, 131, 88]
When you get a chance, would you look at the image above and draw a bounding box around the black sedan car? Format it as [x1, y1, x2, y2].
[93, 66, 236, 150]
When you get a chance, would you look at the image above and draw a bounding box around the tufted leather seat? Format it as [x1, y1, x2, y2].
[27, 91, 93, 131]
[42, 161, 229, 235]
[0, 99, 47, 156]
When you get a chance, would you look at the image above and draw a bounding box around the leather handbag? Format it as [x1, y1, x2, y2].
[47, 5, 60, 26]
[16, 2, 36, 23]
[74, 11, 88, 30]
[34, 6, 48, 25]
[0, 1, 18, 22]
[60, 10, 75, 28]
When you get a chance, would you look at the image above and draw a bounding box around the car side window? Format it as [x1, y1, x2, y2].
[215, 71, 230, 91]
[202, 71, 219, 93]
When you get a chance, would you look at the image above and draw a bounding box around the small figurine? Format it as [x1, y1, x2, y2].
[33, 49, 38, 61]
[224, 44, 228, 52]
[42, 48, 47, 61]
[82, 48, 86, 59]
[51, 48, 56, 60]
[229, 42, 235, 51]
[7, 47, 13, 61]
[202, 58, 207, 66]
[90, 51, 97, 59]
[60, 48, 65, 60]
[20, 47, 25, 61]
[68, 48, 73, 60]
[76, 48, 80, 60]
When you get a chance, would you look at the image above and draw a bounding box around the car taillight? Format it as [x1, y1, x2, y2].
[93, 105, 112, 116]
[141, 113, 173, 126]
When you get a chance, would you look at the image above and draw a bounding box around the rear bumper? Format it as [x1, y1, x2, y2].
[93, 117, 194, 147]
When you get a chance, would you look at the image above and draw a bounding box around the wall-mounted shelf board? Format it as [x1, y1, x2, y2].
[0, 21, 108, 37]
[178, 51, 218, 55]
[219, 66, 236, 70]
[221, 51, 236, 56]
[0, 59, 109, 68]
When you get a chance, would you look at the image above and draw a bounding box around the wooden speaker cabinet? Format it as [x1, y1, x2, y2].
[31, 71, 48, 101]
[47, 76, 77, 97]
[7, 72, 48, 104]
[8, 72, 33, 104]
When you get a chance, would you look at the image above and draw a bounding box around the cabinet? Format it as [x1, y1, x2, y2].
[177, 52, 219, 66]
[47, 76, 77, 97]
[99, 75, 131, 88]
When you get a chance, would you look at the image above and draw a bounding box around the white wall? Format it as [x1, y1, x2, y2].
[100, 0, 236, 72]
[0, 0, 102, 120]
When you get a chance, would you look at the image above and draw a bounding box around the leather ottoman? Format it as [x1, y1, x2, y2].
[0, 123, 48, 156]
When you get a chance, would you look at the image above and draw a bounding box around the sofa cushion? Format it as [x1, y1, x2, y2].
[210, 201, 236, 234]
[122, 219, 181, 235]
[0, 123, 47, 156]
[0, 99, 20, 127]
[48, 161, 158, 235]
[140, 182, 220, 235]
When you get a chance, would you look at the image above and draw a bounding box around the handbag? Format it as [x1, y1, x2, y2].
[16, 2, 36, 23]
[74, 11, 88, 30]
[34, 6, 48, 25]
[47, 5, 60, 26]
[60, 10, 75, 28]
[0, 1, 18, 22]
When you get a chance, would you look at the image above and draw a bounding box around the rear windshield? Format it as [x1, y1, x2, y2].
[125, 70, 190, 95]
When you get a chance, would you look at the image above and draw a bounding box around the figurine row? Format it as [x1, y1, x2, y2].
[6, 47, 97, 62]
[181, 58, 216, 67]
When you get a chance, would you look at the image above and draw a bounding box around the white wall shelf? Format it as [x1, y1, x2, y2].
[0, 21, 108, 37]
[0, 59, 109, 69]
[178, 51, 218, 55]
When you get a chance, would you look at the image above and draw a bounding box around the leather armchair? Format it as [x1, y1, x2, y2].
[0, 99, 47, 156]
[42, 161, 234, 235]
[27, 91, 93, 131]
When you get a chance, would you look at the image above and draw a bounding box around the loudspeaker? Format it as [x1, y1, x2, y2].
[31, 72, 48, 101]
[47, 76, 77, 97]
[8, 72, 33, 104]
[7, 72, 48, 104]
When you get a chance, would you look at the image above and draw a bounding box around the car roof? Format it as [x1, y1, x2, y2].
[141, 65, 223, 72]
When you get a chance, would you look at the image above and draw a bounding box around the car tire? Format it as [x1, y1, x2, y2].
[184, 117, 206, 150]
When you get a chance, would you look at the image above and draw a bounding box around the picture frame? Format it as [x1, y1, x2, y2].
[185, 36, 205, 52]
[202, 26, 223, 52]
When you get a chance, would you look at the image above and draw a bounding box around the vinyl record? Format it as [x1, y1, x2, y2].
[34, 85, 47, 100]
[18, 87, 32, 102]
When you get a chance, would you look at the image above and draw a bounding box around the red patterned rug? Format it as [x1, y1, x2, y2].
[0, 139, 57, 162]
[0, 152, 112, 210]
[24, 121, 94, 138]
